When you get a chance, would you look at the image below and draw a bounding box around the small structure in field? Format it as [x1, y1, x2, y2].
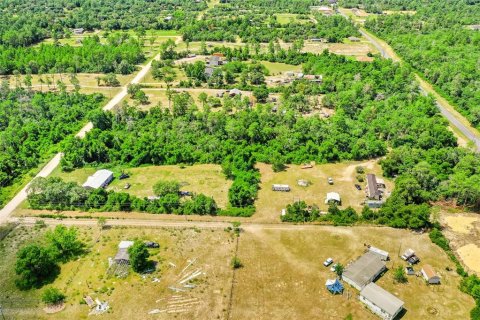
[368, 246, 389, 261]
[325, 192, 341, 205]
[343, 252, 386, 290]
[401, 248, 415, 261]
[421, 264, 440, 284]
[229, 88, 242, 97]
[297, 179, 310, 187]
[311, 38, 328, 43]
[82, 169, 114, 189]
[164, 15, 173, 22]
[72, 28, 84, 35]
[301, 163, 313, 169]
[207, 55, 223, 67]
[114, 240, 134, 264]
[405, 266, 415, 275]
[366, 174, 383, 200]
[359, 282, 404, 320]
[325, 278, 344, 294]
[304, 74, 323, 83]
[272, 184, 290, 192]
[348, 36, 361, 42]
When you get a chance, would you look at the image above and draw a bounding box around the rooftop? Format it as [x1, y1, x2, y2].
[343, 251, 385, 289]
[422, 264, 438, 279]
[361, 282, 404, 316]
[82, 169, 113, 189]
[366, 174, 381, 198]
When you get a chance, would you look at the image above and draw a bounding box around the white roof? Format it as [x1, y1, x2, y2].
[82, 169, 113, 189]
[273, 184, 290, 188]
[368, 246, 389, 259]
[325, 279, 336, 286]
[360, 283, 404, 316]
[118, 241, 134, 249]
[326, 192, 341, 202]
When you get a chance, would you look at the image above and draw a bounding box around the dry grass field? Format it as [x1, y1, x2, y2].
[50, 164, 232, 208]
[0, 225, 236, 319]
[441, 210, 480, 274]
[253, 160, 392, 223]
[232, 225, 474, 320]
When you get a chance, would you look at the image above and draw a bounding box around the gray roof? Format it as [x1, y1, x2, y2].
[360, 283, 404, 316]
[367, 174, 381, 198]
[82, 169, 113, 189]
[114, 248, 130, 262]
[209, 56, 221, 66]
[205, 67, 214, 77]
[343, 252, 386, 288]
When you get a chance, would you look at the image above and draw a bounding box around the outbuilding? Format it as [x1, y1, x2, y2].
[343, 252, 386, 290]
[272, 184, 290, 192]
[366, 174, 383, 200]
[359, 282, 404, 320]
[114, 241, 134, 264]
[82, 169, 114, 189]
[421, 264, 440, 284]
[368, 246, 389, 261]
[325, 192, 341, 205]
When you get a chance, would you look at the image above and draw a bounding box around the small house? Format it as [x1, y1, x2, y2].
[366, 174, 382, 200]
[368, 246, 389, 261]
[348, 36, 361, 42]
[207, 55, 223, 67]
[325, 192, 341, 205]
[304, 74, 323, 83]
[326, 278, 344, 294]
[114, 241, 134, 264]
[359, 283, 404, 320]
[73, 28, 85, 35]
[421, 264, 440, 284]
[272, 184, 290, 192]
[366, 200, 384, 208]
[229, 88, 242, 97]
[82, 169, 114, 189]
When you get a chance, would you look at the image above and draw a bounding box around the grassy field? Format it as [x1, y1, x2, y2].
[0, 225, 236, 319]
[231, 225, 474, 320]
[50, 164, 232, 208]
[260, 61, 302, 75]
[253, 160, 392, 223]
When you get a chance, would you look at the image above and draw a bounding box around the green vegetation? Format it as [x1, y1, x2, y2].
[41, 287, 65, 305]
[362, 0, 480, 128]
[393, 266, 407, 283]
[128, 241, 151, 273]
[0, 86, 103, 207]
[231, 256, 243, 269]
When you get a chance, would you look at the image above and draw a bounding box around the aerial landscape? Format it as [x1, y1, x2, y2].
[0, 0, 479, 319]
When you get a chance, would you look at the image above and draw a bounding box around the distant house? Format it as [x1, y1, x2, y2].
[366, 174, 383, 200]
[343, 252, 386, 290]
[205, 67, 214, 78]
[421, 264, 440, 284]
[82, 169, 114, 189]
[325, 192, 341, 205]
[368, 246, 389, 261]
[348, 36, 361, 42]
[73, 28, 85, 35]
[359, 283, 404, 320]
[229, 88, 242, 97]
[311, 6, 334, 15]
[207, 55, 223, 67]
[114, 241, 134, 264]
[304, 74, 323, 83]
[272, 184, 290, 192]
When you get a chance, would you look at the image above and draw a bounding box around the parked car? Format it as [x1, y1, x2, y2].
[355, 184, 361, 190]
[328, 177, 334, 185]
[124, 183, 131, 189]
[145, 241, 160, 248]
[330, 263, 338, 272]
[119, 173, 130, 180]
[323, 258, 333, 267]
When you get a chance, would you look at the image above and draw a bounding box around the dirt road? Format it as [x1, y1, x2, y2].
[0, 55, 159, 224]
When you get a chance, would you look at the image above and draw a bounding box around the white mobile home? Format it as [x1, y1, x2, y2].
[360, 283, 404, 320]
[82, 169, 114, 189]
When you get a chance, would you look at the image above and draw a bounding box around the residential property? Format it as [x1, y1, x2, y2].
[348, 36, 361, 42]
[401, 248, 415, 261]
[421, 264, 441, 284]
[272, 184, 290, 192]
[229, 88, 242, 97]
[72, 28, 85, 35]
[207, 55, 223, 67]
[366, 174, 383, 200]
[325, 192, 341, 205]
[311, 6, 334, 15]
[304, 74, 323, 83]
[359, 282, 404, 320]
[368, 246, 389, 261]
[343, 252, 386, 290]
[82, 169, 114, 189]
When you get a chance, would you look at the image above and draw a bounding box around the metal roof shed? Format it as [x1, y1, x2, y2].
[82, 169, 114, 189]
[343, 252, 386, 290]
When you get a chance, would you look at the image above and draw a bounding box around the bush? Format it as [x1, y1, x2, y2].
[356, 174, 364, 182]
[218, 207, 255, 217]
[393, 266, 407, 283]
[42, 287, 65, 305]
[355, 166, 365, 174]
[231, 256, 243, 269]
[128, 241, 151, 273]
[153, 180, 180, 197]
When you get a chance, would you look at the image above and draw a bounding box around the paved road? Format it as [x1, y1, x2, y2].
[0, 55, 159, 224]
[339, 10, 480, 152]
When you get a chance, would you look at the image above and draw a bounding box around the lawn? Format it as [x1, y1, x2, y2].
[260, 61, 302, 75]
[253, 160, 392, 223]
[0, 225, 236, 319]
[232, 225, 474, 320]
[50, 164, 232, 208]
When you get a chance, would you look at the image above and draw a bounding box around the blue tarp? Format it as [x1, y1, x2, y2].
[326, 278, 344, 294]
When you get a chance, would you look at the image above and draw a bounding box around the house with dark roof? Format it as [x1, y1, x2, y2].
[366, 174, 383, 200]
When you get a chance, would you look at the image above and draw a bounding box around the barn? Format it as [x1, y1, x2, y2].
[82, 169, 114, 189]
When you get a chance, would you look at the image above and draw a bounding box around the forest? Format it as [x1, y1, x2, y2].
[0, 0, 205, 47]
[0, 35, 145, 75]
[360, 0, 480, 127]
[0, 85, 103, 207]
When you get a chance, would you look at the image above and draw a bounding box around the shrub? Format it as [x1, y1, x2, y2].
[42, 287, 65, 305]
[231, 256, 243, 269]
